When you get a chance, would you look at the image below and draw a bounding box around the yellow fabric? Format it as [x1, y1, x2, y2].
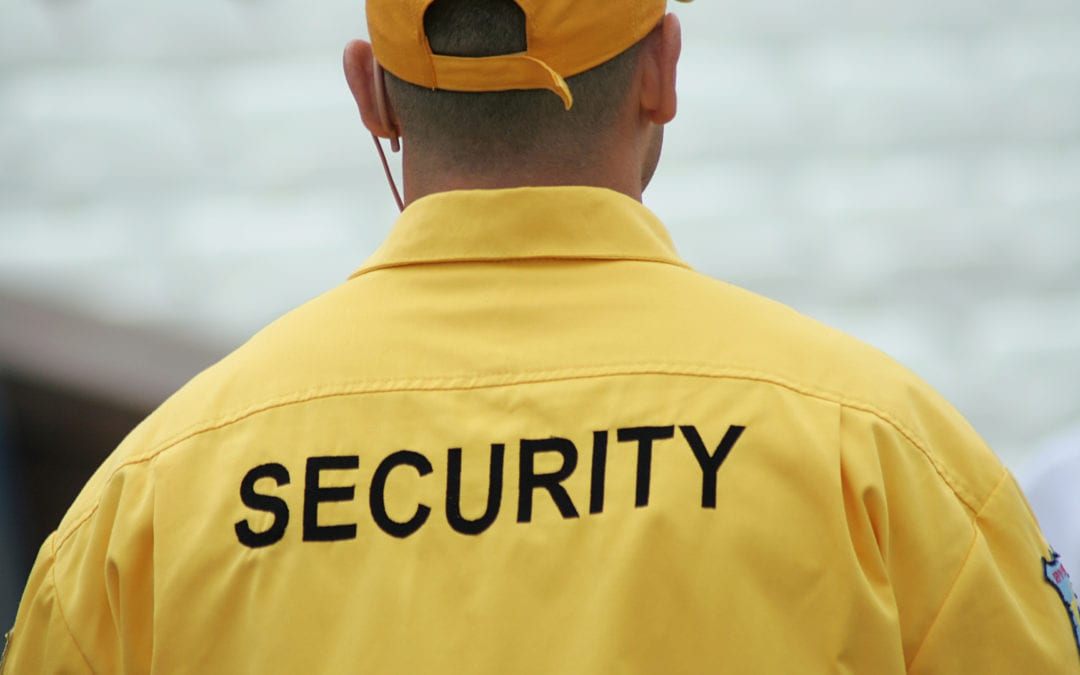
[6, 186, 1079, 674]
[367, 0, 691, 106]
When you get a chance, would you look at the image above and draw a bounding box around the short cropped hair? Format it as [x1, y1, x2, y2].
[384, 0, 644, 170]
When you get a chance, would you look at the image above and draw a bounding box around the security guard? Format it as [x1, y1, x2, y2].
[5, 0, 1080, 672]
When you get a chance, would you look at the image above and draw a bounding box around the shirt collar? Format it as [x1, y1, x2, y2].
[350, 186, 690, 279]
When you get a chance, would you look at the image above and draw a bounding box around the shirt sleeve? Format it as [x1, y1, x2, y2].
[2, 536, 94, 675]
[4, 461, 156, 675]
[907, 472, 1080, 674]
[839, 404, 1080, 674]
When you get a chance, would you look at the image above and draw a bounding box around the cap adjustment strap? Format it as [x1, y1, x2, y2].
[430, 53, 574, 110]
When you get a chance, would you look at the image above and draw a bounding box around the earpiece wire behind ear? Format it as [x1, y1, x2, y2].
[371, 59, 404, 211]
[372, 135, 404, 212]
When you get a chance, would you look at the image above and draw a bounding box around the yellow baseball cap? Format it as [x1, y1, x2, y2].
[367, 0, 691, 110]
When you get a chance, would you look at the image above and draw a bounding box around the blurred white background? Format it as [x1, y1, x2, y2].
[0, 0, 1078, 594]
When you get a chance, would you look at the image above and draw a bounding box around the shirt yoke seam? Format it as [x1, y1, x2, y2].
[53, 361, 978, 552]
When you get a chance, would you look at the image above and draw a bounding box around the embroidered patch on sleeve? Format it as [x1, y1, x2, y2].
[1044, 549, 1080, 659]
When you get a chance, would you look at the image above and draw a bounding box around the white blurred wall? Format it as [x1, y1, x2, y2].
[1, 0, 1079, 467]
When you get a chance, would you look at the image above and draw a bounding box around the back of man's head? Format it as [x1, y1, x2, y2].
[351, 0, 685, 200]
[384, 0, 646, 174]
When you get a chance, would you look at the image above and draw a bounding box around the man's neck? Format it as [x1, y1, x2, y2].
[404, 171, 644, 205]
[399, 141, 646, 206]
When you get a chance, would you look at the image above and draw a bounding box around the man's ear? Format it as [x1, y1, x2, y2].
[343, 39, 400, 141]
[638, 14, 682, 125]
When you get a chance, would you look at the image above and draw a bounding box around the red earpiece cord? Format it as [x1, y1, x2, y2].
[372, 134, 404, 212]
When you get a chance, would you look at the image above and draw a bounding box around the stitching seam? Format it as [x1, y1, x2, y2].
[352, 253, 691, 278]
[904, 469, 1009, 671]
[54, 361, 974, 550]
[48, 535, 97, 674]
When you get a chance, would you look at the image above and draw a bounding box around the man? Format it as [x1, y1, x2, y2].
[4, 0, 1079, 672]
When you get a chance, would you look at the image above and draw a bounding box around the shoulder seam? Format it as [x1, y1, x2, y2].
[838, 401, 985, 514]
[904, 470, 1010, 670]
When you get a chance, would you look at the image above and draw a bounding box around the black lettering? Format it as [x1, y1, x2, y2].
[303, 455, 360, 542]
[617, 426, 675, 507]
[446, 444, 505, 536]
[517, 438, 580, 522]
[371, 450, 433, 538]
[681, 425, 745, 508]
[589, 431, 608, 515]
[235, 463, 291, 548]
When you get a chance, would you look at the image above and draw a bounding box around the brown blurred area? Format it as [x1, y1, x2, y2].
[0, 290, 222, 629]
[3, 374, 147, 572]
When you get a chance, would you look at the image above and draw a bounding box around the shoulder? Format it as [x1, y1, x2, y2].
[50, 284, 358, 542]
[640, 266, 1007, 510]
[54, 264, 1006, 537]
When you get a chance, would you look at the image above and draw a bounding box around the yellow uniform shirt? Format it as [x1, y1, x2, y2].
[5, 187, 1080, 674]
